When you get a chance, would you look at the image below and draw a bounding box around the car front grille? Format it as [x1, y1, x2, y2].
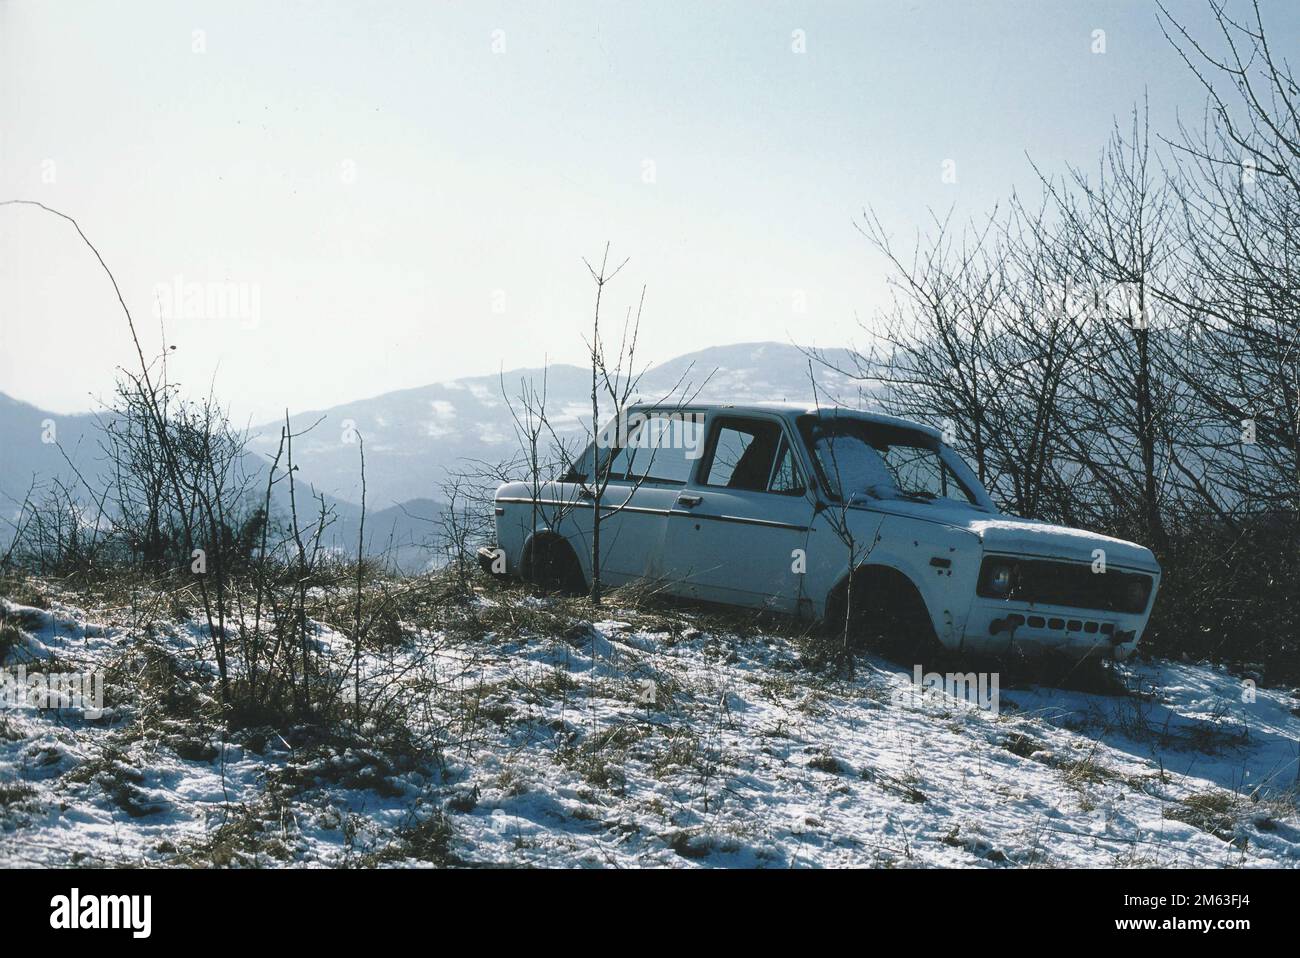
[977, 556, 1153, 614]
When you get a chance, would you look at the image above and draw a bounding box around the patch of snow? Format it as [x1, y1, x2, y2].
[1, 591, 1297, 868]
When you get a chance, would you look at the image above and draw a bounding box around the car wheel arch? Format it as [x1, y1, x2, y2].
[822, 562, 947, 656]
[825, 563, 929, 620]
[521, 530, 587, 593]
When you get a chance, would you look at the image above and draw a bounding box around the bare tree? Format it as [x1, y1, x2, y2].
[581, 244, 637, 605]
[1158, 1, 1300, 517]
[1033, 102, 1188, 546]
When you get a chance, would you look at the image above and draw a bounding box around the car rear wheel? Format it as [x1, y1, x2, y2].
[523, 535, 586, 595]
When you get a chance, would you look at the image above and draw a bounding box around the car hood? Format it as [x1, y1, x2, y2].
[856, 500, 1161, 573]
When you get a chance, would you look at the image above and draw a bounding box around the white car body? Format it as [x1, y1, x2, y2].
[491, 403, 1161, 660]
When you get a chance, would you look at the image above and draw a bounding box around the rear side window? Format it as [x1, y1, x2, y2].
[604, 414, 703, 485]
[704, 419, 803, 494]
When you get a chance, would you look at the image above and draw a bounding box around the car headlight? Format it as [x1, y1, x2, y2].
[1125, 579, 1150, 611]
[986, 562, 1014, 595]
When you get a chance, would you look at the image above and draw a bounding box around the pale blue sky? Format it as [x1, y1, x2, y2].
[2, 0, 1293, 424]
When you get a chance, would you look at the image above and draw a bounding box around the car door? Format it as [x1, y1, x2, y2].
[661, 414, 816, 612]
[573, 410, 705, 588]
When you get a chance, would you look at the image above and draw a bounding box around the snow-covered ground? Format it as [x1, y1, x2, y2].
[1, 582, 1298, 868]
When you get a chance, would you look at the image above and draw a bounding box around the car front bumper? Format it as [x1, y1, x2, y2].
[959, 598, 1148, 660]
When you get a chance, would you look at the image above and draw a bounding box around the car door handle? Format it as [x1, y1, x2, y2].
[676, 494, 703, 507]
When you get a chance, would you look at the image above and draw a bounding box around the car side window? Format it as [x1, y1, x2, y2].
[704, 419, 790, 492]
[882, 443, 977, 504]
[767, 437, 805, 495]
[604, 414, 700, 485]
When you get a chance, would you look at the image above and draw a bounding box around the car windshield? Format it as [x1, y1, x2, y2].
[797, 415, 988, 507]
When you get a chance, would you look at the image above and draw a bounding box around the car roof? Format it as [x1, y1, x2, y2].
[626, 401, 943, 438]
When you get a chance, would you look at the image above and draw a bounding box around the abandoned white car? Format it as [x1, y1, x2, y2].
[486, 403, 1161, 661]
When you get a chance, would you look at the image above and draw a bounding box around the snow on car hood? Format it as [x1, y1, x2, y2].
[969, 517, 1159, 571]
[854, 499, 1160, 572]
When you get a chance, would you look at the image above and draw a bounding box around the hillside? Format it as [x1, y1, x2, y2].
[0, 393, 103, 506]
[1, 574, 1296, 868]
[0, 394, 438, 573]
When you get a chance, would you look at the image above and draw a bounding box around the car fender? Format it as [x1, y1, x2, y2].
[494, 481, 593, 579]
[815, 508, 983, 649]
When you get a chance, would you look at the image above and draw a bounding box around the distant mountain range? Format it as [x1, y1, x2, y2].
[0, 393, 112, 524]
[0, 342, 873, 568]
[249, 342, 868, 507]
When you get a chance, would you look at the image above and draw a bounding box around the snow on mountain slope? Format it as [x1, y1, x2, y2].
[1, 581, 1296, 868]
[246, 342, 870, 507]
